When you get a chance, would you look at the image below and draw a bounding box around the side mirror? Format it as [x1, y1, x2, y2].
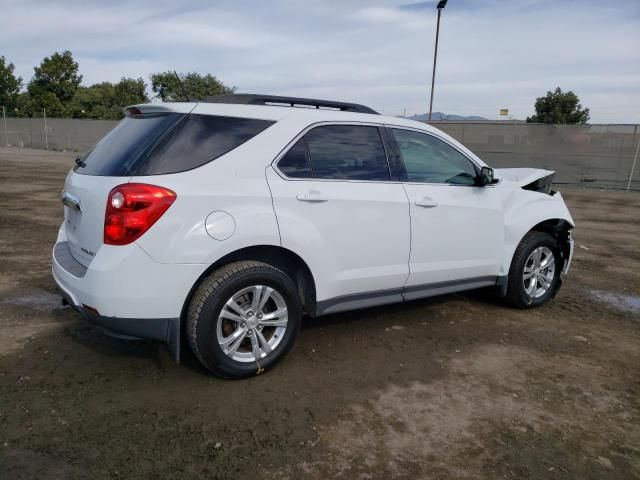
[477, 166, 495, 186]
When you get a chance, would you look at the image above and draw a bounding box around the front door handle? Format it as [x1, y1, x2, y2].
[296, 191, 329, 203]
[415, 196, 438, 208]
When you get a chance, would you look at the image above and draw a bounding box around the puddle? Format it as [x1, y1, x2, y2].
[2, 292, 63, 311]
[590, 290, 640, 314]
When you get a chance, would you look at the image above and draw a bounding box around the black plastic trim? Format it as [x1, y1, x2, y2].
[316, 288, 404, 316]
[315, 276, 501, 316]
[381, 126, 408, 181]
[496, 275, 508, 297]
[87, 310, 180, 362]
[203, 94, 379, 114]
[59, 288, 181, 362]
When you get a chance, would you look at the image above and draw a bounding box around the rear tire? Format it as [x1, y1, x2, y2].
[187, 261, 302, 378]
[505, 231, 560, 309]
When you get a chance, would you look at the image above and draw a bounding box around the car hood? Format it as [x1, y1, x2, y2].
[494, 168, 555, 187]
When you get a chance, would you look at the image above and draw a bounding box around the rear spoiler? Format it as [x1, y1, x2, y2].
[123, 103, 197, 117]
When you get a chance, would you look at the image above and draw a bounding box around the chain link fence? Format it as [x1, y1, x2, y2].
[1, 116, 638, 191]
[1, 117, 117, 153]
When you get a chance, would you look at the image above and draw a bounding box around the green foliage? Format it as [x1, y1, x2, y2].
[114, 77, 148, 107]
[150, 71, 235, 102]
[67, 78, 149, 119]
[10, 51, 233, 119]
[15, 92, 35, 117]
[0, 56, 23, 110]
[26, 50, 82, 116]
[526, 87, 590, 124]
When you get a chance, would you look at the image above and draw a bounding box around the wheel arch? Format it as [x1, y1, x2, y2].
[499, 216, 574, 297]
[180, 245, 317, 327]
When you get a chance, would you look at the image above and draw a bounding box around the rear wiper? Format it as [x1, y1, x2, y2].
[75, 156, 86, 168]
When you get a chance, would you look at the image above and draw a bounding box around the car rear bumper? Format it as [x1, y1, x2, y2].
[51, 224, 205, 361]
[57, 284, 181, 360]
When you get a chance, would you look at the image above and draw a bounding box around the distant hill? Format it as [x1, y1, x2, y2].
[404, 112, 488, 121]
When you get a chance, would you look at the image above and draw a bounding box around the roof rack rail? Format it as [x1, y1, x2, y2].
[202, 94, 379, 115]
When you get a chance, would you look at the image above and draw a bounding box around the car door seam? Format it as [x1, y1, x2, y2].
[264, 165, 283, 246]
[400, 183, 412, 296]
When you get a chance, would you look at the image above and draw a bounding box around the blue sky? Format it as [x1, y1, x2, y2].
[2, 0, 639, 122]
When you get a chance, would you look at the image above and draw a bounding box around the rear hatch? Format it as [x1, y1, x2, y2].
[63, 174, 129, 266]
[62, 103, 275, 267]
[62, 106, 191, 267]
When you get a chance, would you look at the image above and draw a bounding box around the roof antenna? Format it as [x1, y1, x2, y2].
[173, 70, 191, 102]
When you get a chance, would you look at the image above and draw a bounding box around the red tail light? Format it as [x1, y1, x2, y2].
[104, 183, 176, 245]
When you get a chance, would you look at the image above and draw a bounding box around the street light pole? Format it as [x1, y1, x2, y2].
[428, 0, 447, 122]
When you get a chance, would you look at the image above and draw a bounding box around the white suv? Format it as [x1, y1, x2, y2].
[53, 94, 574, 378]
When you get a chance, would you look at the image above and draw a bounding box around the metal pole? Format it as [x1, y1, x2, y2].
[627, 127, 640, 192]
[2, 106, 8, 146]
[43, 107, 48, 150]
[428, 8, 442, 123]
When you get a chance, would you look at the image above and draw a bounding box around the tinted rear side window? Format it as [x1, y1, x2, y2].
[76, 113, 183, 176]
[76, 113, 274, 176]
[138, 115, 274, 175]
[277, 139, 312, 178]
[304, 125, 390, 181]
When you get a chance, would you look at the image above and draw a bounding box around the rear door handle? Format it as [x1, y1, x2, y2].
[296, 191, 329, 203]
[415, 196, 438, 208]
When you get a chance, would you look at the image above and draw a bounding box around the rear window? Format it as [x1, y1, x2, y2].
[277, 138, 312, 178]
[76, 113, 275, 176]
[305, 125, 389, 181]
[276, 125, 390, 181]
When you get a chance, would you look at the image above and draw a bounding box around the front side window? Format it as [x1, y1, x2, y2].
[391, 129, 477, 185]
[278, 124, 390, 181]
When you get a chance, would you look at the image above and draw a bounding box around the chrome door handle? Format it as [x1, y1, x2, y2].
[296, 191, 329, 202]
[415, 197, 438, 208]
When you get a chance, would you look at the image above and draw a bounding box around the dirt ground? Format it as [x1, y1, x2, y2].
[0, 146, 638, 480]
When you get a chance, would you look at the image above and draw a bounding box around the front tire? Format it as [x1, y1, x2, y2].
[187, 261, 302, 378]
[505, 231, 560, 308]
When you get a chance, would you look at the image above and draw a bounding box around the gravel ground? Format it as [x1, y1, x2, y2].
[0, 147, 639, 480]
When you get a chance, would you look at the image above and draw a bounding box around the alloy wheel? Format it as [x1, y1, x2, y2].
[216, 285, 288, 362]
[523, 246, 556, 299]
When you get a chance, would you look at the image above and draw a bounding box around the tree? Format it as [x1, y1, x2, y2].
[114, 77, 149, 107]
[526, 87, 590, 124]
[150, 71, 235, 102]
[66, 83, 111, 119]
[68, 77, 149, 119]
[0, 56, 23, 110]
[15, 92, 35, 117]
[28, 50, 82, 115]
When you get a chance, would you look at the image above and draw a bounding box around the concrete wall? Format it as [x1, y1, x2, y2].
[2, 117, 638, 190]
[433, 122, 639, 190]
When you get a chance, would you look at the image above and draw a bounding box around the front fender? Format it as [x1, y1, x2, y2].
[501, 190, 574, 273]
